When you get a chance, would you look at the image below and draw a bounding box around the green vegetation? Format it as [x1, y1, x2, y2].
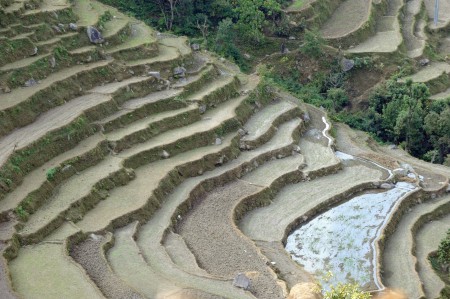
[98, 10, 113, 29]
[300, 29, 326, 58]
[46, 168, 58, 181]
[438, 229, 450, 265]
[336, 78, 450, 163]
[324, 283, 371, 299]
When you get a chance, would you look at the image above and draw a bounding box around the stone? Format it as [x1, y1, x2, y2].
[49, 56, 56, 68]
[380, 183, 395, 189]
[148, 71, 161, 79]
[216, 155, 225, 166]
[173, 66, 186, 78]
[244, 53, 251, 59]
[30, 47, 38, 56]
[293, 145, 301, 153]
[3, 86, 11, 93]
[191, 43, 200, 51]
[69, 23, 78, 31]
[289, 36, 296, 40]
[341, 58, 355, 72]
[254, 101, 262, 109]
[52, 25, 62, 33]
[400, 163, 414, 173]
[87, 26, 104, 44]
[198, 105, 206, 114]
[389, 144, 398, 150]
[446, 184, 450, 193]
[215, 138, 222, 145]
[419, 58, 430, 66]
[24, 78, 38, 87]
[58, 23, 66, 32]
[238, 128, 247, 136]
[393, 168, 408, 178]
[61, 164, 73, 173]
[232, 273, 251, 290]
[288, 282, 322, 299]
[161, 150, 170, 159]
[303, 112, 310, 122]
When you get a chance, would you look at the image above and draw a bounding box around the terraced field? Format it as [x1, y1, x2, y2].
[1, 0, 450, 298]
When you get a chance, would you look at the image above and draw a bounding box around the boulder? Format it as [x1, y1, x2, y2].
[30, 46, 38, 56]
[148, 71, 161, 79]
[191, 43, 200, 51]
[49, 56, 56, 68]
[244, 53, 251, 59]
[287, 283, 322, 299]
[341, 58, 355, 72]
[232, 273, 251, 290]
[380, 183, 395, 189]
[69, 23, 78, 31]
[58, 23, 66, 32]
[215, 138, 222, 145]
[198, 105, 206, 114]
[173, 66, 186, 78]
[24, 78, 38, 87]
[52, 25, 62, 33]
[161, 150, 170, 159]
[419, 58, 430, 66]
[87, 26, 104, 44]
[393, 168, 408, 178]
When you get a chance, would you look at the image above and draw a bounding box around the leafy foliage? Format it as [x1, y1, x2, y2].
[324, 283, 371, 299]
[438, 229, 450, 265]
[300, 29, 326, 58]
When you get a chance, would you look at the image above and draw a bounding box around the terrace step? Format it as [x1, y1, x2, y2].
[240, 157, 385, 243]
[347, 0, 403, 54]
[135, 118, 303, 298]
[320, 0, 373, 43]
[403, 0, 427, 58]
[0, 52, 50, 72]
[0, 134, 105, 215]
[9, 223, 104, 299]
[15, 75, 244, 242]
[0, 59, 112, 134]
[105, 22, 157, 60]
[415, 197, 450, 299]
[424, 0, 450, 31]
[240, 100, 300, 150]
[72, 0, 99, 27]
[70, 231, 144, 298]
[430, 87, 450, 100]
[0, 81, 125, 167]
[108, 221, 180, 297]
[399, 62, 450, 94]
[381, 196, 450, 298]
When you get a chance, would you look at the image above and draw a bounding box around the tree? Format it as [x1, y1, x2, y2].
[233, 0, 280, 44]
[300, 29, 326, 58]
[438, 229, 450, 264]
[157, 0, 181, 31]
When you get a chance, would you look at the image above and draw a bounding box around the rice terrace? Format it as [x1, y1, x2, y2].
[0, 0, 450, 298]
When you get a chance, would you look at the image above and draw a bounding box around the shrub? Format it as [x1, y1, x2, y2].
[438, 229, 450, 264]
[300, 29, 325, 58]
[324, 283, 371, 299]
[46, 167, 57, 181]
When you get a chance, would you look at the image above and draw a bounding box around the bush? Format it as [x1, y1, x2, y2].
[438, 229, 450, 264]
[300, 29, 325, 58]
[324, 283, 371, 299]
[46, 167, 57, 181]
